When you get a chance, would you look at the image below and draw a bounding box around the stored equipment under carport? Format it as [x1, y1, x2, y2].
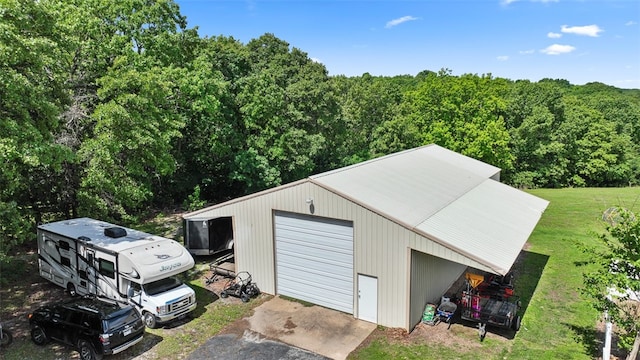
[183, 217, 234, 256]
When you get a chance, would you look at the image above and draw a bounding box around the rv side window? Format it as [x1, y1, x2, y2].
[98, 259, 115, 279]
[61, 256, 71, 267]
[59, 240, 70, 251]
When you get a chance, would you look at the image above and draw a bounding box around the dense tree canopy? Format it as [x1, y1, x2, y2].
[1, 0, 640, 259]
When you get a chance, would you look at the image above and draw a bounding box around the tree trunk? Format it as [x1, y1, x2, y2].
[626, 331, 640, 360]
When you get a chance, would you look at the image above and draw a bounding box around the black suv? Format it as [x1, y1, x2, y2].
[28, 297, 144, 360]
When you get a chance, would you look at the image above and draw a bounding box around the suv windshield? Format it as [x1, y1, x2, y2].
[142, 277, 182, 296]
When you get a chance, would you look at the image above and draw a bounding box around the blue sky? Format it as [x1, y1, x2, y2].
[175, 0, 640, 89]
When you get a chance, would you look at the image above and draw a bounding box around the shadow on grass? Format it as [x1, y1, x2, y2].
[566, 323, 628, 360]
[513, 249, 550, 321]
[566, 323, 600, 358]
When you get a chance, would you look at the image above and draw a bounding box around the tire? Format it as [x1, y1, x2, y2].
[0, 329, 13, 347]
[478, 323, 487, 342]
[220, 290, 228, 298]
[241, 293, 250, 303]
[31, 326, 49, 346]
[77, 339, 101, 360]
[247, 284, 260, 297]
[67, 283, 77, 297]
[512, 315, 521, 331]
[143, 312, 157, 329]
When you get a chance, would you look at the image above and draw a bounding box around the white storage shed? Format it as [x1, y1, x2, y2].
[184, 144, 549, 330]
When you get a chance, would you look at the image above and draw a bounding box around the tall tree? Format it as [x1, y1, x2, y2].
[169, 36, 246, 203]
[0, 0, 71, 258]
[379, 70, 513, 170]
[232, 33, 339, 193]
[332, 73, 403, 165]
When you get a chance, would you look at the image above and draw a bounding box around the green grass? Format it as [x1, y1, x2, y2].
[349, 187, 640, 360]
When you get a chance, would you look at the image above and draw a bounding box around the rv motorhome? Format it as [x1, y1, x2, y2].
[37, 218, 197, 329]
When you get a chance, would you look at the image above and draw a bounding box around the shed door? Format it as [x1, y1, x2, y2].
[275, 211, 354, 314]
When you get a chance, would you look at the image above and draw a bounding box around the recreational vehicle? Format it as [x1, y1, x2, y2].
[37, 218, 197, 328]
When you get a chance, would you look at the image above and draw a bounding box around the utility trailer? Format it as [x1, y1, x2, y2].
[183, 217, 234, 256]
[37, 218, 197, 328]
[460, 272, 521, 341]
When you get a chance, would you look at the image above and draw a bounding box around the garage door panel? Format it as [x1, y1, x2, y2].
[278, 275, 352, 296]
[277, 278, 352, 313]
[277, 258, 352, 283]
[275, 211, 354, 314]
[277, 253, 352, 275]
[277, 245, 353, 266]
[277, 229, 352, 250]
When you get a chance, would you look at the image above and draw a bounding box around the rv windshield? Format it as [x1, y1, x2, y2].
[142, 277, 183, 296]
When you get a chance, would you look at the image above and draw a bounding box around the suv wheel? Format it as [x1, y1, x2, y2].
[31, 326, 49, 345]
[143, 312, 157, 329]
[77, 339, 102, 360]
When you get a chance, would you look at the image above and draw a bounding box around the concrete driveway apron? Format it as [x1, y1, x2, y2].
[188, 296, 376, 360]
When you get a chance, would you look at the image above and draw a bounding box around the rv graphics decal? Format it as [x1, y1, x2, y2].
[160, 262, 182, 272]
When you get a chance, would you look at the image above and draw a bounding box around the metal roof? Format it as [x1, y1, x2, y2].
[311, 144, 548, 275]
[416, 179, 549, 275]
[310, 145, 501, 227]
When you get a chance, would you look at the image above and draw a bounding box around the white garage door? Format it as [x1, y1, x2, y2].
[275, 211, 354, 314]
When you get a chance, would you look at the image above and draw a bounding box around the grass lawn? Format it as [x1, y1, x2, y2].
[349, 187, 640, 360]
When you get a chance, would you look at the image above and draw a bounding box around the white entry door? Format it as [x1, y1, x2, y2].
[358, 274, 378, 323]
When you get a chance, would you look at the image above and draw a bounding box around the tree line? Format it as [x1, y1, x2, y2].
[1, 0, 639, 258]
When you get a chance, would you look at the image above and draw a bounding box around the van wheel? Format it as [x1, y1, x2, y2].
[67, 283, 77, 297]
[143, 312, 157, 329]
[77, 339, 101, 360]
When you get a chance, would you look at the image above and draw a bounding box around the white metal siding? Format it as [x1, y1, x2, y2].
[274, 211, 354, 314]
[409, 250, 466, 330]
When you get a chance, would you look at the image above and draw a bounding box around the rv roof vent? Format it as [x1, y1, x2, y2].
[104, 227, 127, 238]
[78, 236, 91, 242]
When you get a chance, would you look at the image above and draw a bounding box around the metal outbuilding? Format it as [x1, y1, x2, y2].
[184, 144, 549, 330]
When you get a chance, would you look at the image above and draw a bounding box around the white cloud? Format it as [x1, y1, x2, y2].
[310, 57, 322, 64]
[497, 56, 509, 61]
[541, 44, 576, 55]
[547, 32, 562, 38]
[519, 49, 535, 55]
[561, 24, 603, 37]
[626, 21, 638, 26]
[385, 16, 419, 29]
